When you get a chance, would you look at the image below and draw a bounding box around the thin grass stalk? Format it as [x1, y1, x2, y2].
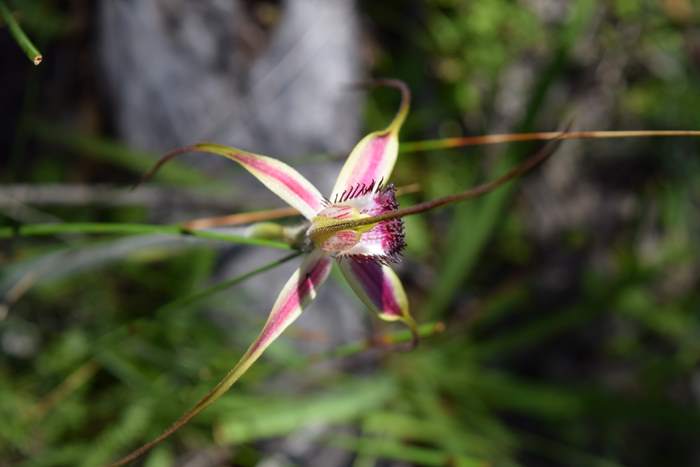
[0, 0, 42, 65]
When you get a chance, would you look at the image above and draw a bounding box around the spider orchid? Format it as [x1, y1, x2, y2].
[190, 81, 416, 345]
[114, 78, 568, 465]
[112, 80, 416, 465]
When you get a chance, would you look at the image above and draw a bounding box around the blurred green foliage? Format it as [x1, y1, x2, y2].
[3, 1, 700, 466]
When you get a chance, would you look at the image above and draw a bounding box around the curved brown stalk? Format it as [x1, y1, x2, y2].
[313, 132, 566, 236]
[401, 129, 700, 153]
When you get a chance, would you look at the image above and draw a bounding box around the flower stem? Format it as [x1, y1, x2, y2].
[0, 0, 42, 65]
[400, 129, 700, 153]
[0, 222, 292, 250]
[322, 321, 445, 360]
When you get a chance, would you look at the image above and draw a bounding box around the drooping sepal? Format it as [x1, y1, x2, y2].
[338, 258, 418, 344]
[331, 80, 410, 197]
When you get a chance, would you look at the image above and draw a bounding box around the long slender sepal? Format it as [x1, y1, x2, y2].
[331, 79, 410, 197]
[108, 251, 333, 466]
[138, 144, 325, 220]
[338, 259, 418, 348]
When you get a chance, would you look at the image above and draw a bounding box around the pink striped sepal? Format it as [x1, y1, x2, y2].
[330, 81, 409, 199]
[246, 250, 333, 359]
[338, 258, 416, 330]
[194, 143, 325, 220]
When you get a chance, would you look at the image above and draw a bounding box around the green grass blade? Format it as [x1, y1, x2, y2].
[31, 121, 213, 186]
[216, 377, 396, 444]
[0, 222, 292, 250]
[424, 0, 595, 318]
[0, 1, 42, 65]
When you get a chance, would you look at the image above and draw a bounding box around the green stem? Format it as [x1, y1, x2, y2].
[0, 222, 292, 250]
[0, 1, 42, 65]
[94, 252, 304, 355]
[156, 251, 303, 315]
[290, 321, 445, 369]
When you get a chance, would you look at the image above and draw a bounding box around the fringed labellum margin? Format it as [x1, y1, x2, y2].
[308, 181, 406, 264]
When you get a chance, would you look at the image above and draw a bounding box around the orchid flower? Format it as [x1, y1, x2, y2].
[111, 80, 416, 466]
[113, 78, 567, 465]
[187, 80, 418, 366]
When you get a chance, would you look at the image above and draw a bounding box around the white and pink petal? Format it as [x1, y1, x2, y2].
[194, 143, 325, 219]
[193, 251, 332, 412]
[330, 82, 410, 197]
[247, 250, 333, 356]
[338, 259, 415, 328]
[109, 251, 332, 466]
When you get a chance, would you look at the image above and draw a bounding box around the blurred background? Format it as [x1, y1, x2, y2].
[2, 0, 700, 466]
